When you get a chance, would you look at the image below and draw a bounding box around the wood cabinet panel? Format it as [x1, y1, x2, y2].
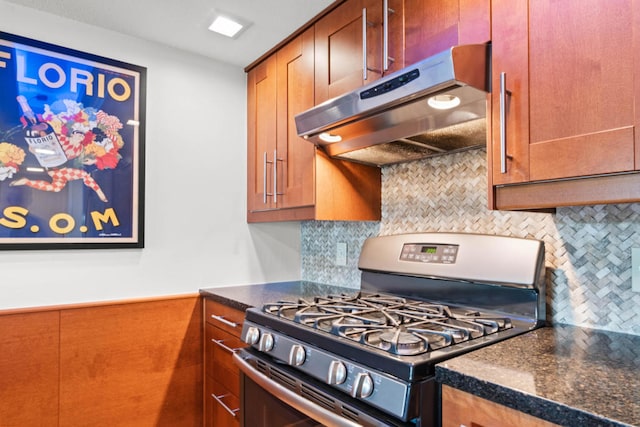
[203, 298, 245, 427]
[528, 1, 634, 145]
[636, 0, 640, 166]
[441, 385, 559, 427]
[315, 0, 368, 103]
[405, 0, 490, 67]
[530, 127, 634, 181]
[458, 0, 491, 45]
[490, 0, 640, 209]
[527, 0, 636, 182]
[204, 298, 244, 335]
[405, 0, 459, 65]
[247, 56, 277, 212]
[206, 378, 240, 427]
[59, 297, 202, 426]
[314, 148, 381, 220]
[490, 0, 530, 185]
[276, 27, 316, 209]
[314, 0, 406, 103]
[205, 323, 242, 396]
[0, 311, 59, 426]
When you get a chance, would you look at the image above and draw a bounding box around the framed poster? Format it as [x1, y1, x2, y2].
[0, 32, 145, 249]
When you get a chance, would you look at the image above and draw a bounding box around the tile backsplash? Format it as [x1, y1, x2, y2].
[301, 148, 640, 336]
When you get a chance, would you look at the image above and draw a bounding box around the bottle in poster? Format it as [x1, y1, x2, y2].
[16, 95, 68, 168]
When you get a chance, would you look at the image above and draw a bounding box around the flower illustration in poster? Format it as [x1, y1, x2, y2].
[0, 32, 145, 249]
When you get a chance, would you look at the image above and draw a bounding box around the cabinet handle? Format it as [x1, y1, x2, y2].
[362, 7, 368, 81]
[263, 150, 283, 204]
[273, 149, 278, 203]
[211, 393, 239, 417]
[499, 71, 510, 174]
[210, 314, 239, 329]
[263, 151, 267, 203]
[212, 339, 242, 354]
[383, 0, 389, 71]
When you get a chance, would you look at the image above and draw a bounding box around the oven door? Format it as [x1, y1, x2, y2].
[233, 349, 413, 427]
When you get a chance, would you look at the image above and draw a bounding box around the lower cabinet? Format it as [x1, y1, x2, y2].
[204, 298, 246, 427]
[441, 385, 559, 427]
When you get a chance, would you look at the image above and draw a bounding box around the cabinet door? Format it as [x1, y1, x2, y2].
[315, 0, 387, 103]
[247, 56, 277, 212]
[527, 0, 635, 181]
[441, 385, 559, 427]
[490, 0, 530, 185]
[404, 0, 490, 67]
[276, 28, 316, 209]
[492, 0, 637, 187]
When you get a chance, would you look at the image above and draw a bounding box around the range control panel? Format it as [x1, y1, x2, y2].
[400, 243, 459, 264]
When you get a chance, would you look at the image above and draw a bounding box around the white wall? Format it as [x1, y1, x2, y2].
[0, 1, 302, 309]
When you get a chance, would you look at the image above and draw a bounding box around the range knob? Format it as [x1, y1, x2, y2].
[258, 333, 274, 352]
[352, 372, 374, 399]
[244, 326, 260, 345]
[288, 344, 306, 366]
[327, 360, 347, 385]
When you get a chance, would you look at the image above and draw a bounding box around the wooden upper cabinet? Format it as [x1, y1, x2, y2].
[247, 55, 277, 212]
[247, 30, 315, 215]
[404, 0, 490, 67]
[314, 0, 405, 104]
[490, 0, 640, 209]
[247, 27, 381, 222]
[276, 28, 316, 210]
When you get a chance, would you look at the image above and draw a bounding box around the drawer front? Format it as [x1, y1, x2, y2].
[205, 323, 244, 396]
[204, 298, 245, 336]
[205, 376, 240, 427]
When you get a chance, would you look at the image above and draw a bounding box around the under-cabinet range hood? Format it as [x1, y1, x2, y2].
[295, 44, 490, 166]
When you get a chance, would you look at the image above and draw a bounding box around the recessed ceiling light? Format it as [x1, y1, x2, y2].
[208, 14, 249, 39]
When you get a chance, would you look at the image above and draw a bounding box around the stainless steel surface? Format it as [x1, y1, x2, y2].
[239, 232, 545, 426]
[240, 318, 412, 419]
[383, 0, 390, 72]
[234, 352, 365, 427]
[262, 152, 267, 204]
[362, 8, 368, 81]
[273, 149, 277, 203]
[212, 338, 241, 354]
[294, 44, 490, 166]
[499, 71, 508, 174]
[210, 314, 238, 328]
[357, 232, 545, 289]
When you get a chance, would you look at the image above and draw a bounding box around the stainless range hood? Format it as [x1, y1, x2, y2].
[294, 44, 490, 166]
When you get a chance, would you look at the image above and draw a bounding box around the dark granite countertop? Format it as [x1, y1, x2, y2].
[436, 325, 640, 427]
[199, 280, 359, 312]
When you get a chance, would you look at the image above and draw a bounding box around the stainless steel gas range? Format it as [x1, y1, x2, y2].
[233, 232, 546, 427]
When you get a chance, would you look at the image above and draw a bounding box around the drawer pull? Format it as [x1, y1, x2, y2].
[212, 339, 242, 354]
[212, 393, 239, 417]
[210, 314, 238, 328]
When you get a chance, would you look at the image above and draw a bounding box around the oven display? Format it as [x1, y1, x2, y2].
[400, 243, 458, 263]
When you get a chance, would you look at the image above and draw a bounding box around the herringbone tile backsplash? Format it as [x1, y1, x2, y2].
[301, 148, 640, 336]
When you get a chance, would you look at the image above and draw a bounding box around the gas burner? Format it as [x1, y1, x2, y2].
[378, 331, 427, 355]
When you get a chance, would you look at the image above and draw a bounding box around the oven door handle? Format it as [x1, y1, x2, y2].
[233, 353, 363, 427]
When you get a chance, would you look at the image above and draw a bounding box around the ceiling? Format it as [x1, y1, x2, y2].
[3, 0, 336, 68]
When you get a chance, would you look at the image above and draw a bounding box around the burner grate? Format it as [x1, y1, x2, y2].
[262, 292, 513, 356]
